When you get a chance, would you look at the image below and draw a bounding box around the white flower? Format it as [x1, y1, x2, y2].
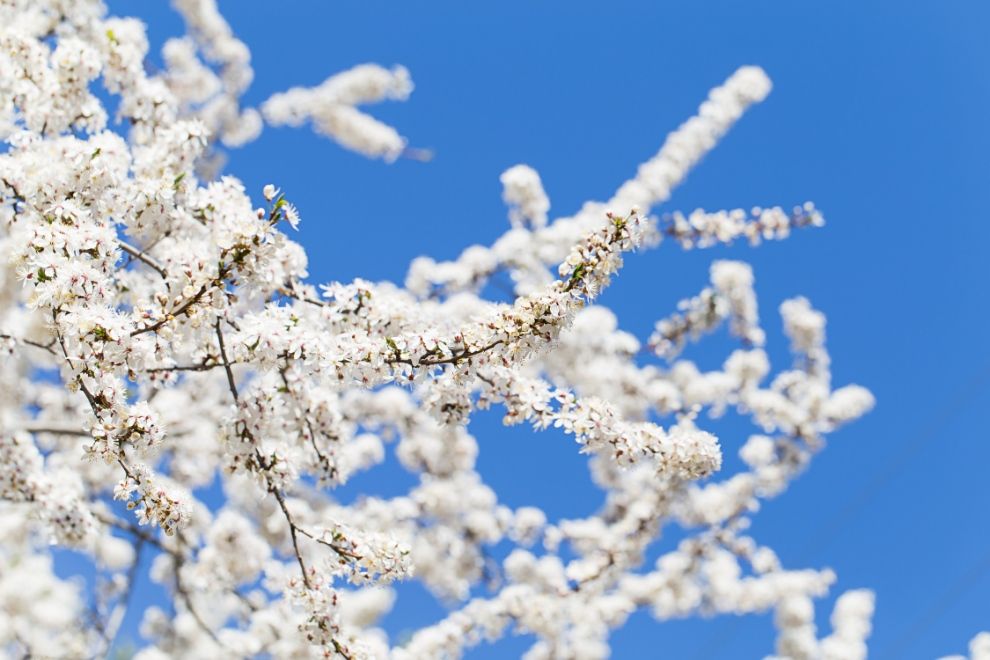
[283, 201, 301, 230]
[0, 8, 884, 659]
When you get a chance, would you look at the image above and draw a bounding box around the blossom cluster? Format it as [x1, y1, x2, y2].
[262, 64, 415, 161]
[0, 2, 967, 659]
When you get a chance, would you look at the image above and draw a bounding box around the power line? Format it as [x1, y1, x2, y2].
[880, 547, 990, 659]
[690, 361, 990, 660]
[798, 362, 990, 560]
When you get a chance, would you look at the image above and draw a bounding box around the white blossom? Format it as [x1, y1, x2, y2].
[501, 164, 551, 229]
[0, 3, 894, 658]
[262, 64, 414, 161]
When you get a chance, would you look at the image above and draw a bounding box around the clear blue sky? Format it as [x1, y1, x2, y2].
[98, 2, 990, 657]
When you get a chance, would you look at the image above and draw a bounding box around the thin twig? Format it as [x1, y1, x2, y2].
[0, 332, 58, 356]
[116, 239, 169, 280]
[215, 319, 239, 400]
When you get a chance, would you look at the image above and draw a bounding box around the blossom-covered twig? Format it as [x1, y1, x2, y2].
[0, 3, 897, 658]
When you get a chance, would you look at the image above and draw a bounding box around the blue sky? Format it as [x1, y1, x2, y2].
[97, 1, 990, 657]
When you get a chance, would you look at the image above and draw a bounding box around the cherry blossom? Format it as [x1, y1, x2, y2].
[0, 2, 945, 659]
